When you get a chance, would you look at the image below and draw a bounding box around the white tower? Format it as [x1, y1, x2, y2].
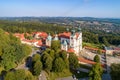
[78, 26, 82, 51]
[46, 33, 52, 47]
[70, 29, 77, 52]
[69, 27, 82, 56]
[61, 40, 68, 51]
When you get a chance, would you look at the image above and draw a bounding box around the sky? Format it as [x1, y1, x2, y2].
[0, 0, 120, 18]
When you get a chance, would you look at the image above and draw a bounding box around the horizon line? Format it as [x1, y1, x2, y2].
[0, 16, 120, 19]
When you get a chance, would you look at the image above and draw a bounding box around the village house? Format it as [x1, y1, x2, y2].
[14, 32, 47, 47]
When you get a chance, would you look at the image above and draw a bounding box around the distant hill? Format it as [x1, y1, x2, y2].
[0, 17, 120, 24]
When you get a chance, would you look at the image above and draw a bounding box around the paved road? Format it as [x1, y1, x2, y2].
[78, 77, 89, 80]
[38, 71, 47, 80]
[15, 48, 37, 69]
[56, 76, 74, 80]
[77, 68, 89, 73]
[102, 73, 112, 80]
[16, 48, 47, 80]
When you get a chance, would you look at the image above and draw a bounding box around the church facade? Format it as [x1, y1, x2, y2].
[46, 27, 82, 56]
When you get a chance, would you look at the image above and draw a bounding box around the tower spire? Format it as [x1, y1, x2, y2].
[66, 27, 69, 32]
[71, 26, 75, 36]
[78, 26, 81, 33]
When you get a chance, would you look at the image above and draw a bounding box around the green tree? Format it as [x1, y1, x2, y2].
[110, 63, 120, 80]
[32, 54, 41, 62]
[89, 63, 103, 80]
[60, 51, 67, 60]
[24, 33, 27, 39]
[68, 53, 79, 69]
[4, 72, 16, 80]
[15, 69, 26, 80]
[25, 70, 35, 80]
[49, 50, 55, 60]
[102, 37, 109, 46]
[64, 59, 69, 69]
[97, 49, 102, 54]
[33, 61, 42, 76]
[1, 46, 16, 71]
[0, 28, 32, 71]
[41, 53, 53, 71]
[22, 44, 32, 56]
[94, 55, 100, 63]
[4, 69, 35, 80]
[51, 40, 60, 51]
[89, 71, 101, 80]
[44, 56, 53, 71]
[53, 57, 65, 72]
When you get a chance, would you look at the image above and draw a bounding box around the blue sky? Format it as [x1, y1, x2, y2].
[0, 0, 120, 18]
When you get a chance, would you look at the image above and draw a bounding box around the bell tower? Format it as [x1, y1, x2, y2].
[46, 33, 52, 47]
[70, 28, 76, 51]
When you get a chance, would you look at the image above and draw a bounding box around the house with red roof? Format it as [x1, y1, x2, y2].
[14, 33, 25, 40]
[14, 32, 45, 47]
[33, 32, 48, 39]
[13, 28, 83, 56]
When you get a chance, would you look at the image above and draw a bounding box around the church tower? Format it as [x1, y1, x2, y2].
[61, 40, 68, 51]
[69, 26, 82, 56]
[53, 32, 59, 41]
[46, 33, 52, 47]
[78, 26, 82, 51]
[75, 26, 82, 55]
[70, 28, 77, 52]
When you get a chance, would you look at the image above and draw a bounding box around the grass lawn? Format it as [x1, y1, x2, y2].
[45, 69, 72, 80]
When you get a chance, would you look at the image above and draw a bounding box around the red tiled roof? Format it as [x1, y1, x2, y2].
[14, 33, 25, 40]
[39, 32, 48, 38]
[37, 40, 43, 46]
[78, 57, 96, 65]
[59, 32, 71, 38]
[67, 48, 75, 53]
[78, 57, 105, 67]
[22, 39, 37, 43]
[84, 46, 106, 53]
[33, 32, 48, 38]
[59, 32, 80, 39]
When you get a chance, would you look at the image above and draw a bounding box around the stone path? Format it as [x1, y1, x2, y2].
[39, 71, 47, 80]
[56, 76, 74, 80]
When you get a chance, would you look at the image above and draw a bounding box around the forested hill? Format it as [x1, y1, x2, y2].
[0, 20, 120, 46]
[0, 20, 66, 34]
[0, 28, 32, 72]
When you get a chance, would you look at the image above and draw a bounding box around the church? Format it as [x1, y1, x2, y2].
[46, 27, 82, 56]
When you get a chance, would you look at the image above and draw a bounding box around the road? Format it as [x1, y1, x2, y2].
[77, 68, 89, 73]
[15, 48, 38, 70]
[15, 48, 47, 80]
[38, 71, 47, 80]
[56, 76, 74, 80]
[81, 49, 112, 80]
